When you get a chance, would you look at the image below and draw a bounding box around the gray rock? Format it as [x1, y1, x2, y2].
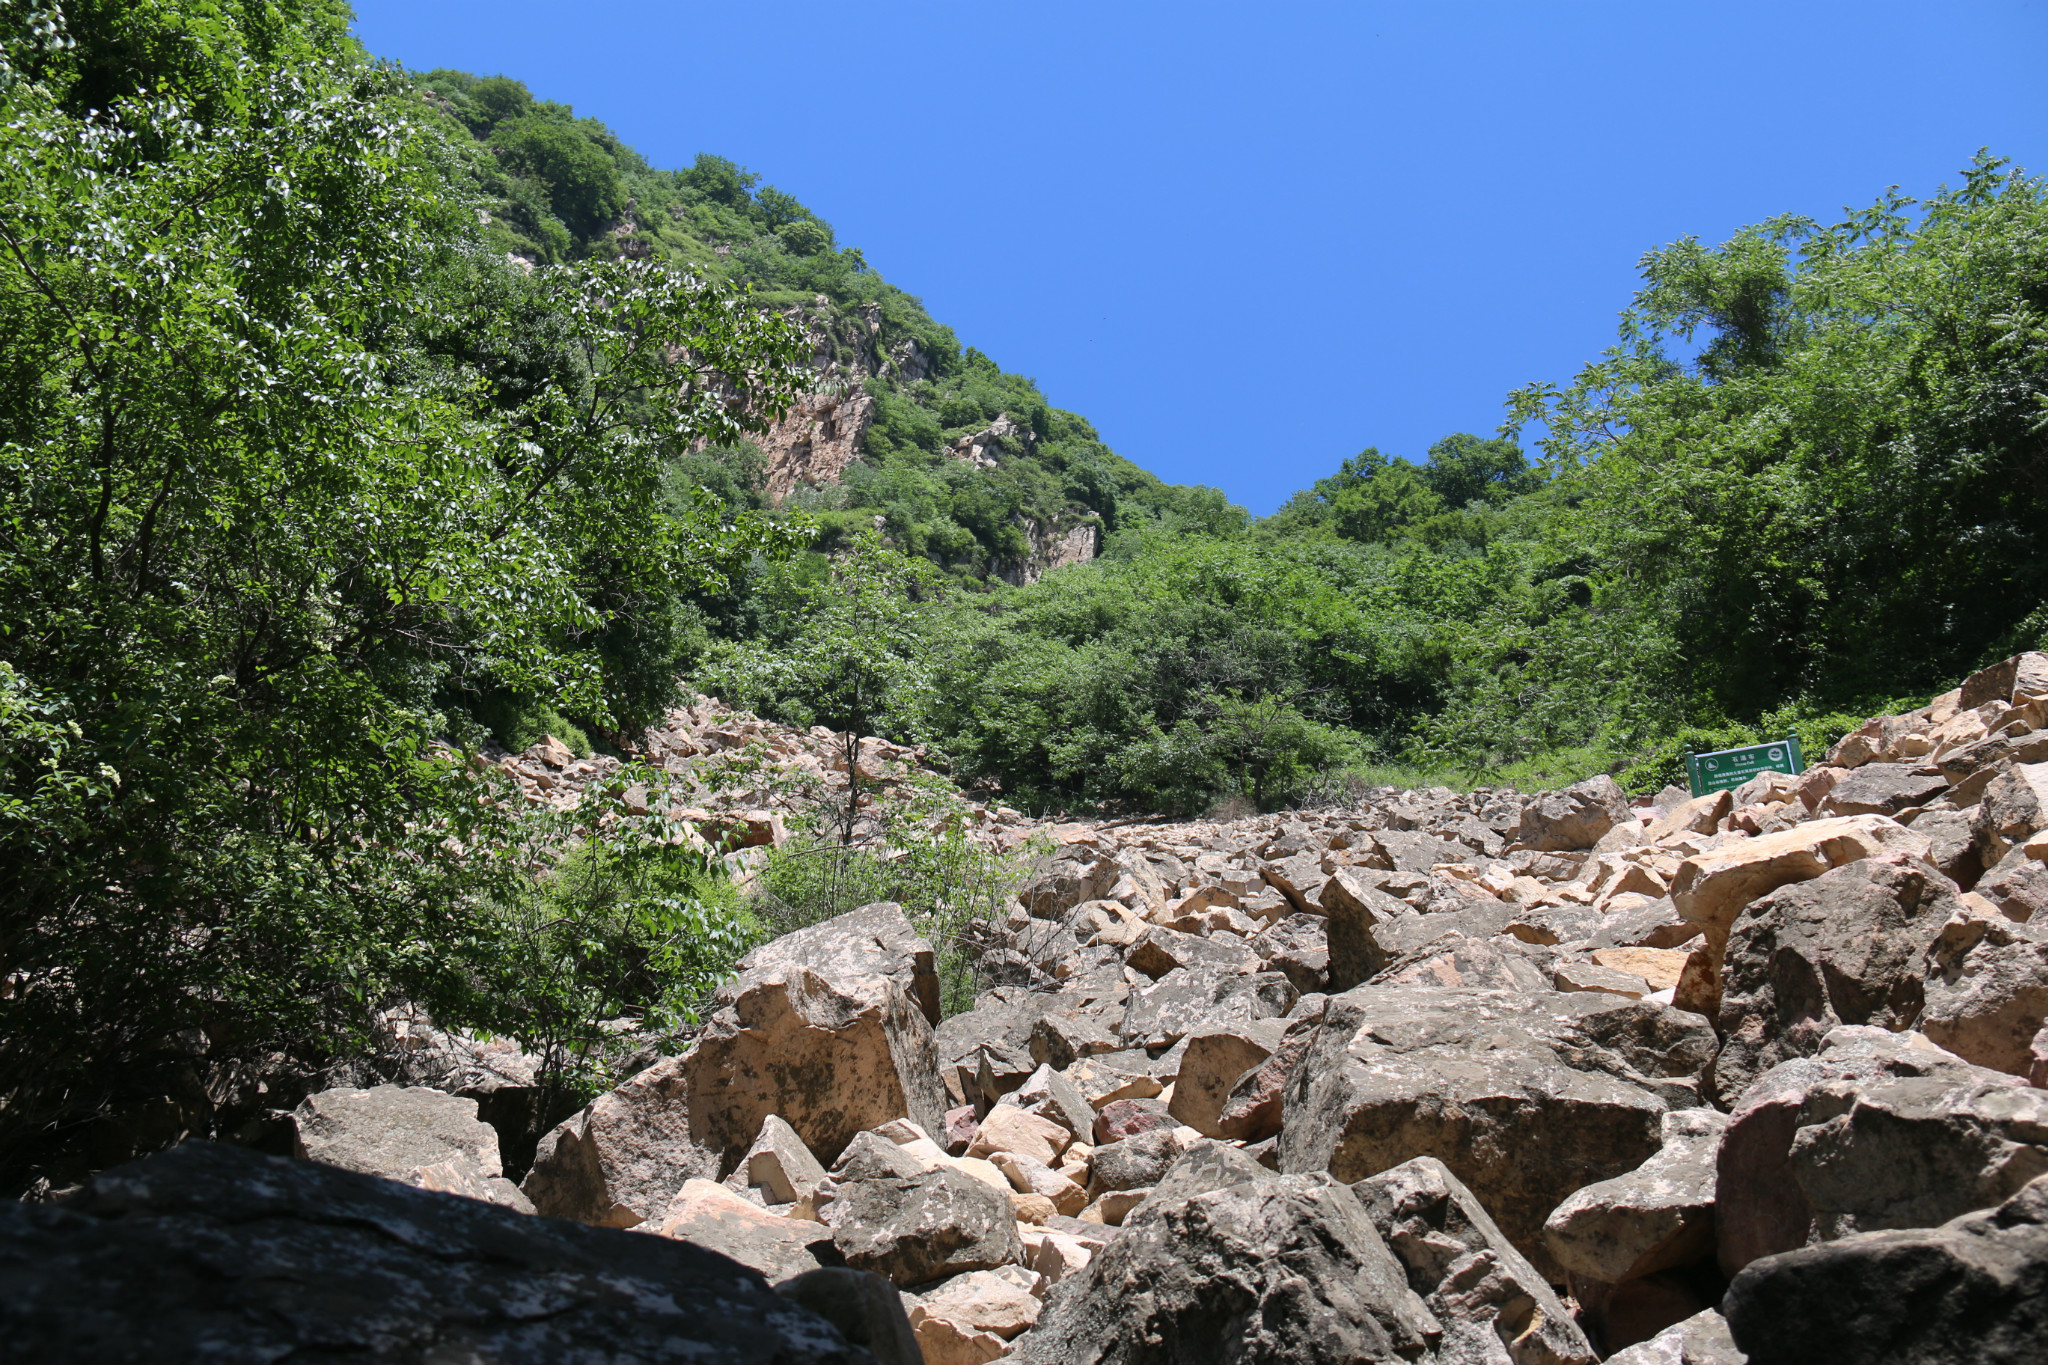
[1715, 1026, 2048, 1275]
[1819, 762, 1949, 818]
[1018, 854, 1118, 920]
[717, 900, 941, 1025]
[820, 1164, 1025, 1286]
[0, 1141, 874, 1364]
[291, 1084, 530, 1211]
[1368, 933, 1554, 993]
[1711, 855, 1960, 1106]
[1087, 1129, 1183, 1193]
[1280, 986, 1715, 1279]
[1121, 967, 1294, 1050]
[1009, 1174, 1440, 1365]
[1974, 761, 2048, 866]
[1029, 1010, 1121, 1069]
[1517, 775, 1630, 852]
[1143, 1140, 1271, 1209]
[1259, 850, 1332, 912]
[1374, 828, 1473, 872]
[1908, 807, 1987, 887]
[1601, 1309, 1745, 1365]
[777, 1268, 923, 1365]
[1974, 846, 2048, 923]
[1353, 1155, 1595, 1365]
[1590, 897, 1702, 951]
[1923, 912, 2048, 1076]
[1125, 924, 1260, 980]
[1544, 1109, 1727, 1285]
[1724, 1173, 2048, 1365]
[1321, 869, 1411, 989]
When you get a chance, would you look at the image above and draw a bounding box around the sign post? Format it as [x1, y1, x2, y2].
[1685, 736, 1804, 798]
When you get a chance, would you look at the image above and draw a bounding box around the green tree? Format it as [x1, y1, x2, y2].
[489, 113, 625, 238]
[0, 17, 809, 1182]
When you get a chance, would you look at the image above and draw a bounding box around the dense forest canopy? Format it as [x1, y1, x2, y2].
[2, 0, 2044, 1186]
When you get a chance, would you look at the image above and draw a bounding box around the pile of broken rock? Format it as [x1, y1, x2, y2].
[9, 655, 2048, 1364]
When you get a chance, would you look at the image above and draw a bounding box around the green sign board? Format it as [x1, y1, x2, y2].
[1685, 736, 1804, 797]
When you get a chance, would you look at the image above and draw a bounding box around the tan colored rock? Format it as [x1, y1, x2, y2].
[911, 1316, 1008, 1365]
[990, 1150, 1088, 1216]
[1167, 1017, 1288, 1139]
[1959, 650, 2048, 708]
[1022, 1228, 1097, 1284]
[1078, 1187, 1150, 1226]
[1672, 816, 1933, 946]
[1009, 1191, 1057, 1224]
[1922, 912, 2048, 1077]
[1068, 899, 1145, 948]
[649, 1178, 831, 1284]
[725, 1113, 826, 1205]
[1593, 946, 1692, 992]
[934, 1154, 1018, 1195]
[1555, 961, 1654, 998]
[1975, 762, 2048, 866]
[967, 1104, 1071, 1167]
[909, 1268, 1044, 1343]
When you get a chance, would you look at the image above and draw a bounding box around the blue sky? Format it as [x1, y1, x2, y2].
[350, 1, 2048, 514]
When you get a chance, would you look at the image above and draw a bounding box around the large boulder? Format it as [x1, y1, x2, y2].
[1922, 911, 2048, 1076]
[290, 1083, 531, 1212]
[1279, 986, 1716, 1279]
[1516, 775, 1630, 852]
[523, 967, 946, 1227]
[716, 901, 942, 1025]
[1353, 1155, 1596, 1365]
[1974, 762, 2048, 867]
[1715, 1026, 2048, 1275]
[1168, 1017, 1290, 1138]
[1724, 1174, 2048, 1365]
[1668, 815, 1932, 1014]
[1818, 762, 1949, 818]
[1008, 1174, 1441, 1365]
[0, 1141, 876, 1364]
[1710, 854, 1960, 1105]
[818, 1163, 1025, 1286]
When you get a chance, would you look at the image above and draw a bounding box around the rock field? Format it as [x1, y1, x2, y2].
[9, 654, 2048, 1362]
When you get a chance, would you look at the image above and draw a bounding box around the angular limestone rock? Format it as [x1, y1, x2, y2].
[1167, 1016, 1289, 1138]
[1922, 912, 2048, 1076]
[1517, 774, 1630, 852]
[1711, 854, 1960, 1105]
[1009, 1174, 1441, 1365]
[820, 1164, 1025, 1286]
[1724, 1174, 2048, 1365]
[1544, 1108, 1727, 1285]
[650, 1178, 836, 1284]
[524, 966, 945, 1227]
[725, 1113, 828, 1206]
[0, 1141, 873, 1364]
[717, 900, 941, 1025]
[1600, 1309, 1745, 1365]
[1279, 986, 1716, 1279]
[1355, 1155, 1595, 1365]
[291, 1083, 530, 1211]
[1716, 1026, 2048, 1275]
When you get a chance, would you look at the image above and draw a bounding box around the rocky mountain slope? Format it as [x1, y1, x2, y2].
[12, 652, 2048, 1362]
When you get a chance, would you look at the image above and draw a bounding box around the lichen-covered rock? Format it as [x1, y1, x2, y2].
[716, 900, 942, 1025]
[1008, 1174, 1441, 1365]
[0, 1141, 875, 1364]
[819, 1164, 1025, 1286]
[1724, 1174, 2048, 1365]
